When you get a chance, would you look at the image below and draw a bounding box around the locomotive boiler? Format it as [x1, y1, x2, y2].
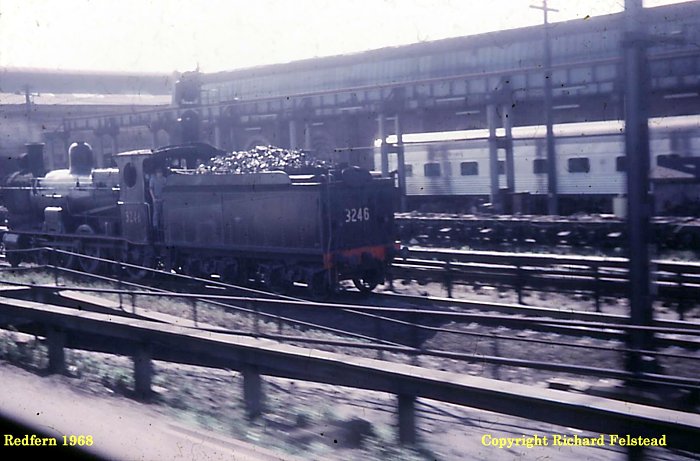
[3, 142, 121, 269]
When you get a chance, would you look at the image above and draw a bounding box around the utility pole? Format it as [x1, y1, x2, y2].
[531, 0, 558, 215]
[624, 0, 656, 377]
[23, 85, 33, 121]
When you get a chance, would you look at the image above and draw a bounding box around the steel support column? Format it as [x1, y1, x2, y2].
[533, 0, 559, 215]
[229, 124, 238, 151]
[47, 327, 66, 374]
[110, 135, 119, 159]
[394, 114, 407, 212]
[214, 122, 222, 148]
[624, 0, 656, 379]
[502, 103, 515, 211]
[398, 394, 416, 444]
[134, 346, 153, 399]
[101, 135, 107, 158]
[219, 124, 232, 151]
[47, 138, 56, 171]
[243, 365, 264, 419]
[289, 119, 298, 150]
[487, 104, 502, 213]
[61, 132, 71, 156]
[304, 122, 312, 151]
[378, 113, 389, 177]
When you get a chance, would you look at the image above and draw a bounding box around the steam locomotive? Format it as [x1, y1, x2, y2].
[1, 142, 397, 296]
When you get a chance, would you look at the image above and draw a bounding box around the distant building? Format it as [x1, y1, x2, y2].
[0, 69, 173, 169]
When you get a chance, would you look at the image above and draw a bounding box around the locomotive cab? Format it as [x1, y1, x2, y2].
[114, 150, 154, 244]
[114, 143, 228, 245]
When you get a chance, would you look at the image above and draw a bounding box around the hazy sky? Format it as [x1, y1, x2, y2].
[0, 0, 689, 73]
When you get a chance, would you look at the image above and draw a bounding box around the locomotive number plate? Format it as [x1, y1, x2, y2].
[345, 207, 370, 223]
[125, 210, 142, 225]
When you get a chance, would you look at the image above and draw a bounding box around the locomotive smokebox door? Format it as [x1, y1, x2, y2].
[114, 150, 152, 243]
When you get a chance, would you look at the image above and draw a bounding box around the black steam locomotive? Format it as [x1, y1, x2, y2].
[1, 142, 397, 296]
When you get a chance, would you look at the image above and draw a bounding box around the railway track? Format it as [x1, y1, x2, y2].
[4, 250, 698, 329]
[3, 237, 699, 314]
[3, 254, 698, 343]
[388, 247, 700, 317]
[397, 213, 700, 253]
[0, 250, 698, 398]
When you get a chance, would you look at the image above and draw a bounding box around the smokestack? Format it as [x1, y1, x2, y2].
[24, 142, 46, 177]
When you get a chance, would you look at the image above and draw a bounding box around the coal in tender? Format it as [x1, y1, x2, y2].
[195, 145, 332, 174]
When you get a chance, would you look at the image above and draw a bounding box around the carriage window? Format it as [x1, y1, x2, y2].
[424, 163, 441, 177]
[616, 156, 626, 172]
[498, 160, 505, 175]
[568, 157, 590, 173]
[460, 161, 479, 176]
[404, 164, 413, 177]
[533, 159, 547, 174]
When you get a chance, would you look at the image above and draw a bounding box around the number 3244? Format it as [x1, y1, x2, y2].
[345, 207, 370, 223]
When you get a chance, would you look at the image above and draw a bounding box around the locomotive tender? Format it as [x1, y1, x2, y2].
[2, 142, 397, 295]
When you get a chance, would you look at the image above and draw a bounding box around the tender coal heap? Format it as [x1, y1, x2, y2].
[195, 145, 332, 174]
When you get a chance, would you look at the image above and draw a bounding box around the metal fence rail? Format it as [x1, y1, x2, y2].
[0, 296, 698, 457]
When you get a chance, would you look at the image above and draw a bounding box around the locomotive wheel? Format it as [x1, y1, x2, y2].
[269, 276, 293, 295]
[182, 259, 203, 278]
[31, 246, 49, 266]
[222, 261, 243, 285]
[52, 244, 76, 269]
[75, 225, 104, 274]
[352, 268, 382, 294]
[352, 277, 379, 294]
[309, 271, 333, 300]
[5, 251, 22, 268]
[120, 245, 154, 280]
[260, 263, 291, 294]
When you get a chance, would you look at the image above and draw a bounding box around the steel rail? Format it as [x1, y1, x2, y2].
[9, 276, 697, 360]
[7, 280, 699, 335]
[2, 262, 698, 390]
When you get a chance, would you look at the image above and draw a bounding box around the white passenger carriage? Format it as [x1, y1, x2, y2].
[375, 115, 700, 213]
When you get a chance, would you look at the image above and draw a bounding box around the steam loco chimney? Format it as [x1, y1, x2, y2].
[68, 141, 95, 175]
[18, 142, 46, 177]
[177, 109, 201, 144]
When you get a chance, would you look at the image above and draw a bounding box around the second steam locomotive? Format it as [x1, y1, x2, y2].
[1, 142, 397, 296]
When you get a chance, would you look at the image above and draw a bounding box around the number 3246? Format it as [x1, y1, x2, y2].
[345, 207, 370, 223]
